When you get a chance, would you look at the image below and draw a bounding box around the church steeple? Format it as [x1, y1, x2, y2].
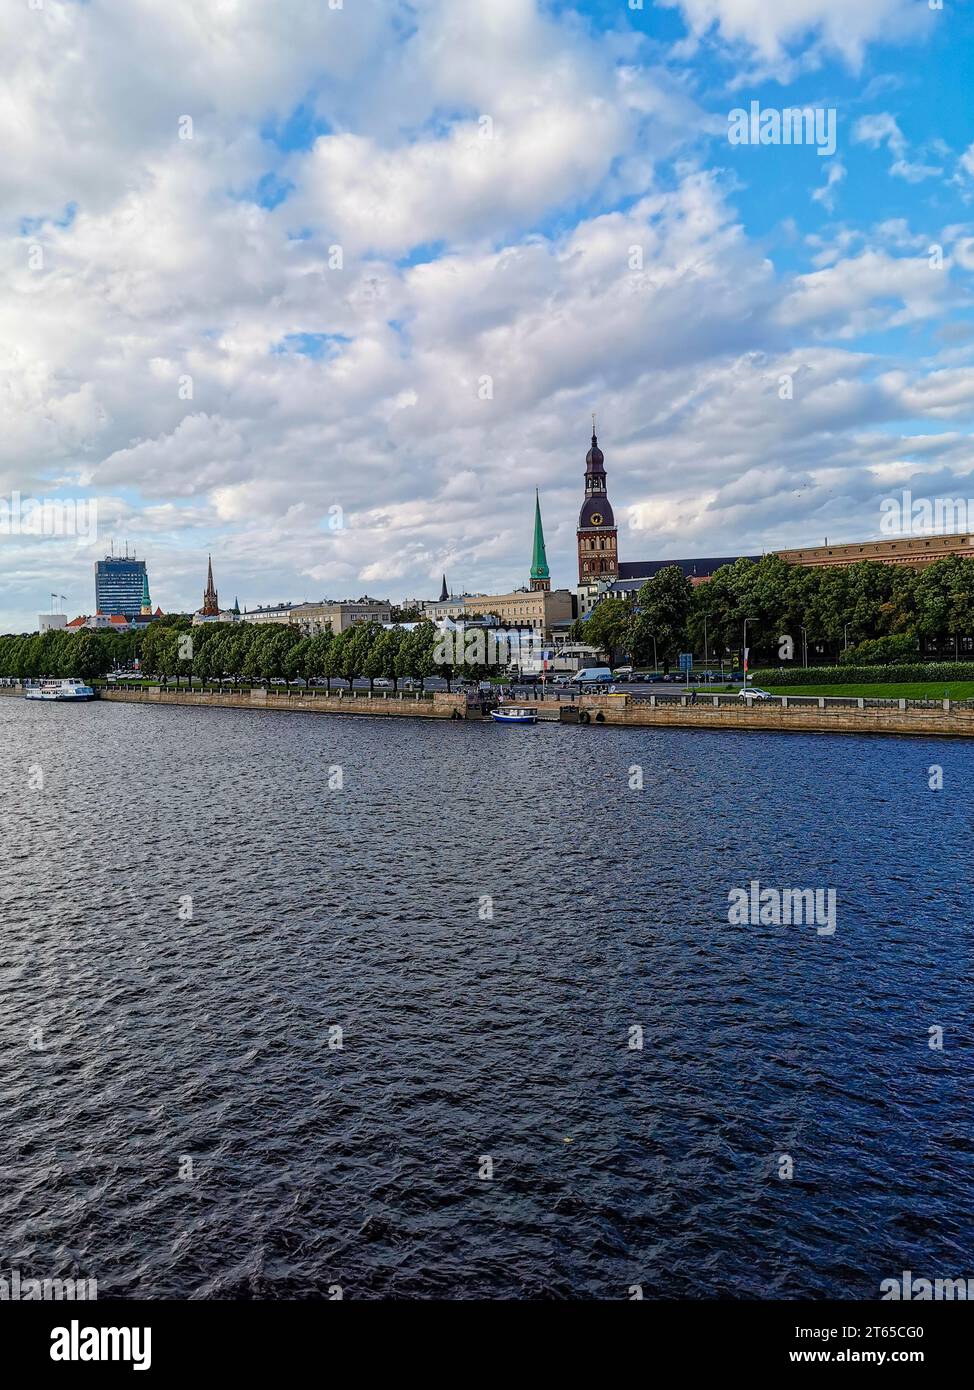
[529, 489, 550, 592]
[202, 554, 220, 616]
[439, 573, 449, 602]
[140, 572, 151, 616]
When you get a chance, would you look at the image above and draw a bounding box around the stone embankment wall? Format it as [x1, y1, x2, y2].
[6, 684, 974, 736]
[570, 693, 974, 738]
[96, 686, 468, 719]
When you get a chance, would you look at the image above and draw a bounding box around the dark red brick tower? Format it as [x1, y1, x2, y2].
[576, 420, 618, 584]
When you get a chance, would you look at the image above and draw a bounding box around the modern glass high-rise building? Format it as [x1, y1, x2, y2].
[95, 555, 148, 617]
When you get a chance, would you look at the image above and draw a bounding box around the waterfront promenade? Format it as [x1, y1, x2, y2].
[5, 683, 974, 737]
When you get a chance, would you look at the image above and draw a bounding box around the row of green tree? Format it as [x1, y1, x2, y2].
[572, 553, 974, 667]
[0, 618, 494, 689]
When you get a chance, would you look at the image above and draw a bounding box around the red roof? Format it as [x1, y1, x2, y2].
[109, 614, 129, 625]
[65, 616, 87, 628]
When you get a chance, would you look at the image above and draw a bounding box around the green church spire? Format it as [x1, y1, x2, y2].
[530, 489, 550, 591]
[140, 572, 151, 613]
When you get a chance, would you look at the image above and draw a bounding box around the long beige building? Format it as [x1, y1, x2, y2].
[239, 598, 392, 632]
[776, 534, 974, 569]
[462, 587, 573, 636]
[293, 599, 393, 632]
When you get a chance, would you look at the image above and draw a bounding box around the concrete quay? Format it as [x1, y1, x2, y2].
[5, 683, 974, 736]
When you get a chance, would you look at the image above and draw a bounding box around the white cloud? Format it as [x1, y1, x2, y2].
[0, 0, 971, 631]
[853, 112, 908, 158]
[853, 113, 942, 183]
[659, 0, 923, 69]
[776, 249, 957, 338]
[293, 100, 626, 256]
[811, 159, 845, 213]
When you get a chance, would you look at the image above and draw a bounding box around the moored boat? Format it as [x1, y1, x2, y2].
[24, 678, 96, 702]
[490, 706, 538, 725]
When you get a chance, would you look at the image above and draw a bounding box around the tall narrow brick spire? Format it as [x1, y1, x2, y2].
[202, 555, 219, 616]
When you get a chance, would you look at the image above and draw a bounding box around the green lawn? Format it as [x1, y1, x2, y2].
[763, 681, 974, 700]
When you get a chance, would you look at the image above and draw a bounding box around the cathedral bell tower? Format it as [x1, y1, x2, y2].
[576, 419, 618, 586]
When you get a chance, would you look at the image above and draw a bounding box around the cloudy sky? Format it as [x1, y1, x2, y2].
[2, 0, 973, 628]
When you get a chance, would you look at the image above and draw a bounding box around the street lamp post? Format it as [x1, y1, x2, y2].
[703, 615, 709, 668]
[743, 617, 756, 690]
[800, 625, 808, 668]
[843, 623, 850, 653]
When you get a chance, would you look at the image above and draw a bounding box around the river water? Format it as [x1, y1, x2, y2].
[0, 697, 971, 1299]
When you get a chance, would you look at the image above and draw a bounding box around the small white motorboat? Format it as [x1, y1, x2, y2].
[491, 706, 538, 725]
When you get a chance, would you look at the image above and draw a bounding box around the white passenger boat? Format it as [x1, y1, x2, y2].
[24, 678, 96, 702]
[491, 706, 538, 725]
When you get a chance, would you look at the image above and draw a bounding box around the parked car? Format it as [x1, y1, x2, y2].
[374, 678, 393, 688]
[739, 687, 773, 700]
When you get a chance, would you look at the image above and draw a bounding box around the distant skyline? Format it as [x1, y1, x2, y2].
[4, 0, 974, 631]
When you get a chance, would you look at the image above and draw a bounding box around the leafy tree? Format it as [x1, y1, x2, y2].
[581, 600, 630, 660]
[361, 626, 389, 692]
[321, 628, 347, 689]
[342, 623, 376, 688]
[284, 636, 313, 684]
[629, 566, 692, 666]
[72, 631, 112, 681]
[914, 554, 974, 655]
[380, 627, 405, 689]
[840, 633, 918, 666]
[308, 630, 334, 689]
[408, 621, 440, 690]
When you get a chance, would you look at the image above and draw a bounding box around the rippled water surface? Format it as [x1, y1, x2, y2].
[1, 696, 972, 1299]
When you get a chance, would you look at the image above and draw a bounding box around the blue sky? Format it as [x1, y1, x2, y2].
[3, 0, 974, 630]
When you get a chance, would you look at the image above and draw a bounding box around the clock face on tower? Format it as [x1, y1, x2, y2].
[590, 512, 603, 526]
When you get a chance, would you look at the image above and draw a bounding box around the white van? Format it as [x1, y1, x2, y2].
[574, 666, 613, 684]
